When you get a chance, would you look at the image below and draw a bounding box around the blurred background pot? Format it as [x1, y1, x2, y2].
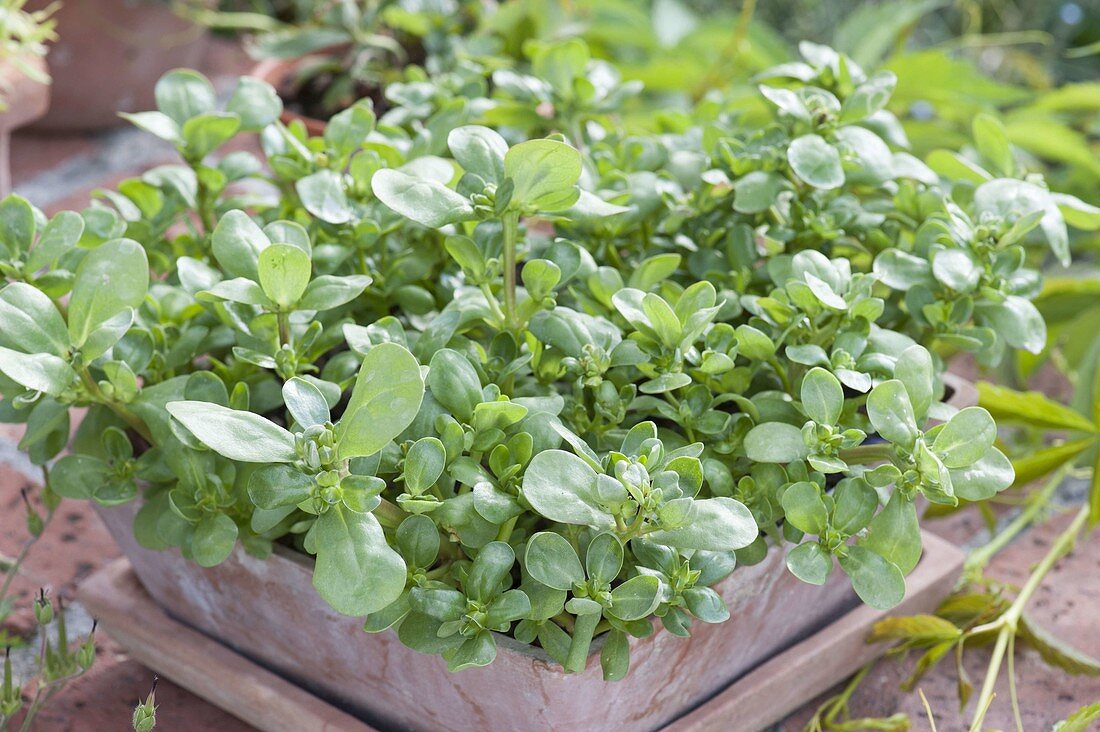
[0, 54, 50, 193]
[27, 0, 210, 130]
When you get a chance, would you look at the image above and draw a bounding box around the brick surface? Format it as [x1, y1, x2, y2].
[780, 508, 1100, 731]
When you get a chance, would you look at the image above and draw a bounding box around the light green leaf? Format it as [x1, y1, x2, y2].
[297, 170, 352, 225]
[861, 491, 922, 573]
[801, 367, 843, 425]
[522, 449, 613, 528]
[68, 238, 149, 349]
[192, 514, 239, 567]
[524, 531, 584, 591]
[786, 542, 832, 585]
[258, 243, 312, 309]
[371, 168, 473, 228]
[312, 505, 407, 615]
[0, 346, 76, 396]
[867, 379, 919, 448]
[166, 401, 297, 462]
[788, 134, 844, 189]
[932, 407, 997, 468]
[337, 342, 425, 460]
[744, 422, 810, 463]
[839, 545, 906, 610]
[504, 139, 582, 212]
[646, 497, 758, 551]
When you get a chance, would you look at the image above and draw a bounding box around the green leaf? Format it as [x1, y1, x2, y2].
[1054, 701, 1100, 732]
[949, 447, 1014, 501]
[600, 629, 631, 682]
[27, 210, 83, 272]
[371, 169, 473, 228]
[932, 407, 997, 468]
[972, 113, 1014, 176]
[67, 239, 149, 349]
[831, 479, 879, 535]
[861, 491, 922, 573]
[296, 170, 352, 225]
[801, 367, 843, 425]
[226, 76, 282, 131]
[0, 283, 69, 355]
[1018, 613, 1100, 676]
[404, 437, 447, 495]
[976, 295, 1047, 354]
[646, 497, 759, 551]
[744, 422, 810, 463]
[49, 454, 106, 499]
[1010, 440, 1091, 487]
[0, 347, 75, 396]
[258, 243, 312, 309]
[337, 342, 425, 460]
[781, 481, 829, 536]
[788, 134, 844, 190]
[894, 345, 934, 421]
[448, 125, 507, 185]
[504, 139, 582, 212]
[974, 178, 1069, 267]
[732, 171, 785, 214]
[166, 401, 297, 462]
[585, 532, 624, 585]
[466, 541, 515, 602]
[248, 464, 314, 509]
[324, 101, 375, 157]
[427, 349, 482, 422]
[977, 382, 1097, 433]
[0, 194, 35, 256]
[786, 542, 832, 585]
[522, 449, 613, 528]
[212, 210, 271, 280]
[192, 514, 238, 567]
[867, 379, 919, 449]
[607, 575, 661, 621]
[298, 274, 371, 311]
[839, 545, 906, 610]
[312, 505, 407, 615]
[155, 69, 216, 126]
[283, 376, 330, 427]
[182, 113, 242, 160]
[524, 531, 584, 590]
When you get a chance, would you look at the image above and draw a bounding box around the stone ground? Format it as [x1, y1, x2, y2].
[4, 36, 1100, 732]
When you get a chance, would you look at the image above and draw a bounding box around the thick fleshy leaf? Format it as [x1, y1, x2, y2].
[166, 401, 297, 462]
[312, 506, 407, 615]
[337, 342, 424, 460]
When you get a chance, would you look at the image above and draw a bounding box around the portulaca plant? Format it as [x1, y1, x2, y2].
[0, 42, 1093, 678]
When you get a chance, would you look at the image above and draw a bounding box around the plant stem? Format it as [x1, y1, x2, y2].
[565, 612, 600, 673]
[501, 211, 521, 332]
[968, 502, 1091, 731]
[373, 498, 406, 529]
[276, 311, 291, 348]
[839, 443, 896, 465]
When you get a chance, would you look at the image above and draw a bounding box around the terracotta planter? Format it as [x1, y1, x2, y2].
[96, 502, 859, 732]
[27, 0, 209, 130]
[0, 55, 50, 194]
[92, 376, 978, 731]
[251, 58, 328, 136]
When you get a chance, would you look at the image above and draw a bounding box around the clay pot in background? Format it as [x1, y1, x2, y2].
[251, 57, 327, 136]
[0, 55, 51, 194]
[28, 0, 210, 131]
